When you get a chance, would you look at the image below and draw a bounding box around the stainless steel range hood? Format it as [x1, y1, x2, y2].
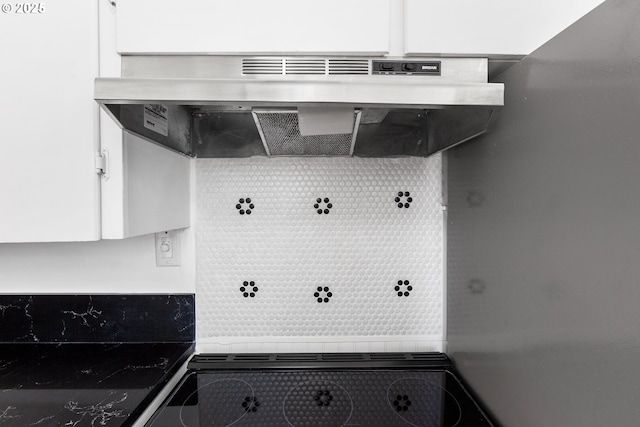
[95, 56, 504, 158]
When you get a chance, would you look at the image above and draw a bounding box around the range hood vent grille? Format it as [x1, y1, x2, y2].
[252, 110, 361, 156]
[286, 58, 326, 75]
[328, 59, 369, 75]
[242, 58, 284, 75]
[242, 58, 370, 76]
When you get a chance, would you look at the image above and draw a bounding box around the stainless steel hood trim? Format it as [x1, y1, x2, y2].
[94, 78, 504, 109]
[120, 56, 491, 83]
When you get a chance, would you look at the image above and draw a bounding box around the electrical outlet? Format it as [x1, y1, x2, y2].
[155, 230, 181, 267]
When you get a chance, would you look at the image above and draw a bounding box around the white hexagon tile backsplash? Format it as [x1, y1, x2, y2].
[196, 156, 444, 351]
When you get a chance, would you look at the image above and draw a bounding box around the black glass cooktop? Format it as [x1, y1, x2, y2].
[146, 355, 492, 427]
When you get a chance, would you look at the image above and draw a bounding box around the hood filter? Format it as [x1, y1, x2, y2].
[252, 110, 361, 156]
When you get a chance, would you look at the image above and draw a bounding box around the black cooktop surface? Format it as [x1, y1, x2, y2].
[146, 368, 492, 426]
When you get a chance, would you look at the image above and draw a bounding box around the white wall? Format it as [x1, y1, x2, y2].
[0, 227, 195, 294]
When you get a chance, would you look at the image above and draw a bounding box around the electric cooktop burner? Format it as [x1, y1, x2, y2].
[145, 353, 493, 427]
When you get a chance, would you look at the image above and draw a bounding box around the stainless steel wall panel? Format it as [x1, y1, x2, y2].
[447, 0, 640, 425]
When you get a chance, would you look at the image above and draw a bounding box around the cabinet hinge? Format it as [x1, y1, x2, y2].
[95, 149, 109, 180]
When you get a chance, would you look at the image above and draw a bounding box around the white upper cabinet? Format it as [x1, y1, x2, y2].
[405, 0, 606, 56]
[116, 0, 391, 54]
[0, 0, 100, 242]
[100, 124, 191, 240]
[0, 0, 190, 243]
[100, 1, 191, 240]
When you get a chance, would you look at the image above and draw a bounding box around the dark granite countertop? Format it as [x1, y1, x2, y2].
[0, 343, 193, 427]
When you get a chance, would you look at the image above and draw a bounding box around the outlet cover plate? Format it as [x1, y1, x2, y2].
[155, 230, 181, 267]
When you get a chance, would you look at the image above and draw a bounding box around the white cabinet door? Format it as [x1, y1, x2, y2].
[116, 0, 390, 54]
[0, 0, 191, 242]
[405, 0, 606, 56]
[0, 0, 100, 242]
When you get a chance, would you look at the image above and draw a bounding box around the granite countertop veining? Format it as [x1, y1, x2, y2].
[0, 343, 193, 427]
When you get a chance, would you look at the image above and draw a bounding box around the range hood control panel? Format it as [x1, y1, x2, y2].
[372, 60, 441, 76]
